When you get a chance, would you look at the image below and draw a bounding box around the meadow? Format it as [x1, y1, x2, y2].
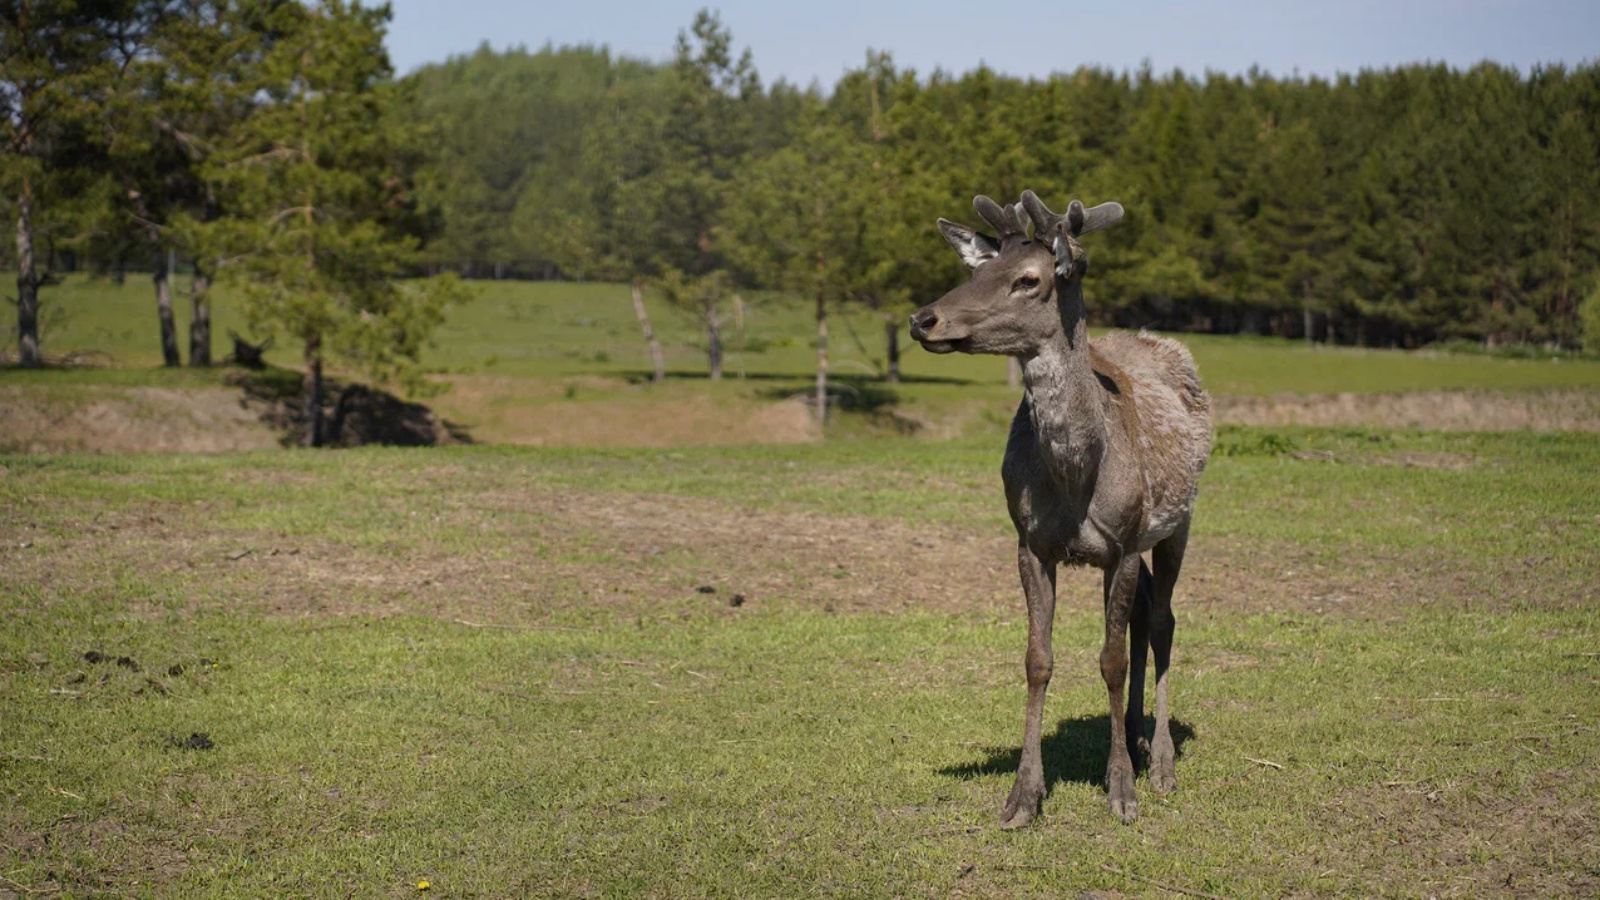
[3, 275, 1600, 896]
[10, 273, 1600, 449]
[2, 427, 1598, 896]
[22, 273, 1600, 393]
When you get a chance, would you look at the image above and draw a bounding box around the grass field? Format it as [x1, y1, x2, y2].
[17, 272, 1600, 394]
[9, 272, 1600, 448]
[3, 427, 1598, 897]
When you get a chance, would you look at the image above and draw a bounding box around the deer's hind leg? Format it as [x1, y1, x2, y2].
[1102, 552, 1142, 824]
[1148, 523, 1189, 794]
[1124, 559, 1155, 771]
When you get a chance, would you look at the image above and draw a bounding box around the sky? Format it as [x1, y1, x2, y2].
[384, 0, 1599, 87]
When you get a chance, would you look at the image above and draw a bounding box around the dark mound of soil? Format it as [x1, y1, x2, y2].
[231, 370, 472, 448]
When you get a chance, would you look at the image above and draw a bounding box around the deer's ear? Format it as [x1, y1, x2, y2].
[938, 218, 1000, 269]
[1050, 234, 1076, 279]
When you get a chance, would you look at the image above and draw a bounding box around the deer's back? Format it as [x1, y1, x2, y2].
[1091, 330, 1211, 544]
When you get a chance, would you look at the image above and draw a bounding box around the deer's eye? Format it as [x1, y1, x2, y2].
[1012, 274, 1041, 293]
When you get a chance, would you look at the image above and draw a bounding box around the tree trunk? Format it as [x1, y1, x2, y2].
[732, 293, 746, 379]
[154, 252, 181, 367]
[705, 295, 723, 381]
[16, 178, 40, 368]
[189, 264, 212, 366]
[884, 316, 900, 384]
[302, 335, 325, 448]
[630, 278, 665, 383]
[814, 289, 828, 423]
[1007, 356, 1022, 389]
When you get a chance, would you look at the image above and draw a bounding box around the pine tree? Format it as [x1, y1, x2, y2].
[722, 106, 871, 421]
[649, 8, 758, 380]
[2, 0, 137, 366]
[182, 0, 468, 445]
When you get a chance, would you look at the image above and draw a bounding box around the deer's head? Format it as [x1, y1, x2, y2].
[909, 190, 1123, 356]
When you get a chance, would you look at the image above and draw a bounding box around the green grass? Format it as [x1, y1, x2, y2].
[14, 272, 1600, 395]
[3, 429, 1598, 896]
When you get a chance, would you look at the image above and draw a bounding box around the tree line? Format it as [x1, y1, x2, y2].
[410, 19, 1600, 362]
[6, 4, 1600, 426]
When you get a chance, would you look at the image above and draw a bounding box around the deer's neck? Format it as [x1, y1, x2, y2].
[1021, 279, 1106, 485]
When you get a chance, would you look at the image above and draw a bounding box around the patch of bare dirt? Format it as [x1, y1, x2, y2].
[0, 375, 468, 454]
[433, 375, 820, 447]
[6, 477, 1589, 638]
[1215, 389, 1600, 432]
[0, 385, 281, 453]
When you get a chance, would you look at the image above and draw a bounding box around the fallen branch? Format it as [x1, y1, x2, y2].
[1244, 756, 1284, 770]
[1100, 863, 1228, 900]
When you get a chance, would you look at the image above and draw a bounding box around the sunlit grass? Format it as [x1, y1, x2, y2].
[2, 429, 1597, 895]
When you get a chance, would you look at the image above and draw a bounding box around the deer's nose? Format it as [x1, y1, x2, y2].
[910, 309, 939, 336]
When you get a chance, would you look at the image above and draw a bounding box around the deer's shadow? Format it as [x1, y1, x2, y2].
[937, 714, 1196, 793]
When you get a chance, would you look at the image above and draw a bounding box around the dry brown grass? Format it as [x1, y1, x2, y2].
[0, 385, 281, 453]
[1215, 388, 1600, 432]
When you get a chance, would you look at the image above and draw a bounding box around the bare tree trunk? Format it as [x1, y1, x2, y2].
[1007, 356, 1022, 389]
[884, 315, 900, 384]
[732, 293, 746, 379]
[630, 278, 665, 383]
[815, 289, 828, 423]
[705, 295, 723, 381]
[154, 252, 181, 366]
[302, 334, 325, 448]
[16, 178, 40, 367]
[189, 264, 212, 366]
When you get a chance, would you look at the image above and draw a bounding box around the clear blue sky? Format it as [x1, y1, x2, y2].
[384, 0, 1598, 86]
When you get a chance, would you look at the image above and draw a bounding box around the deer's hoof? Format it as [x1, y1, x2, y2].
[999, 803, 1038, 830]
[1109, 793, 1139, 825]
[1150, 736, 1177, 794]
[1107, 762, 1139, 825]
[999, 775, 1044, 829]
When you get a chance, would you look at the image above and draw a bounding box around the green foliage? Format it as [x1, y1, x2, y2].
[1582, 280, 1600, 351]
[1211, 426, 1297, 457]
[1, 0, 142, 364]
[176, 0, 470, 396]
[405, 49, 1600, 351]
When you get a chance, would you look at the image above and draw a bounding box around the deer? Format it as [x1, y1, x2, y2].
[909, 191, 1211, 827]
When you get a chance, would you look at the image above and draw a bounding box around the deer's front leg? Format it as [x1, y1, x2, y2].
[1001, 541, 1056, 829]
[1102, 552, 1141, 824]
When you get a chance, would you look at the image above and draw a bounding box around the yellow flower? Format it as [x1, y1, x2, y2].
[417, 881, 430, 891]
